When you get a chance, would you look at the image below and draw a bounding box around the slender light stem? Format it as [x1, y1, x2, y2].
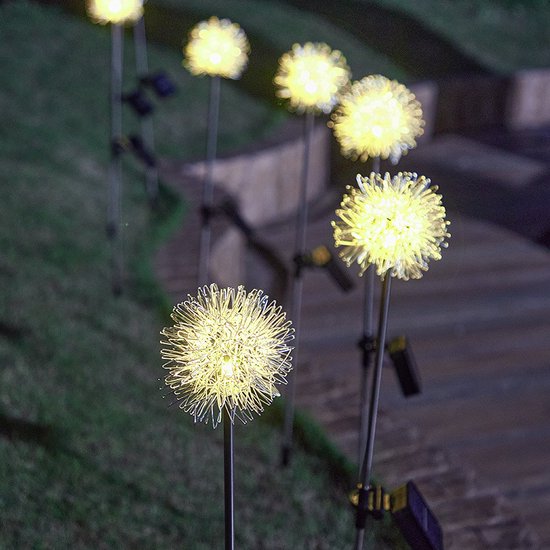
[109, 23, 124, 294]
[199, 75, 221, 286]
[357, 266, 375, 471]
[354, 529, 365, 550]
[357, 156, 380, 472]
[133, 16, 159, 207]
[281, 110, 316, 467]
[224, 408, 235, 550]
[354, 273, 392, 550]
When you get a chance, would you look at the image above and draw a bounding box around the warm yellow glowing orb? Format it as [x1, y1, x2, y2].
[161, 284, 293, 427]
[332, 172, 450, 280]
[330, 75, 424, 163]
[184, 17, 250, 79]
[274, 42, 350, 114]
[86, 0, 143, 25]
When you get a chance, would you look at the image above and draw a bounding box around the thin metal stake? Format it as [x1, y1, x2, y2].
[108, 23, 124, 295]
[198, 75, 221, 286]
[224, 409, 235, 550]
[281, 110, 316, 466]
[354, 273, 392, 550]
[357, 156, 381, 472]
[357, 266, 375, 470]
[133, 15, 159, 208]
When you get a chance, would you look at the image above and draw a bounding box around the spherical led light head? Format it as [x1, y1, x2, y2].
[331, 75, 424, 163]
[161, 284, 294, 427]
[274, 42, 351, 114]
[86, 0, 143, 25]
[183, 16, 250, 79]
[332, 172, 450, 280]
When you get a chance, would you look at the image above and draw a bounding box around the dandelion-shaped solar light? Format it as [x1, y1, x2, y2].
[274, 43, 350, 466]
[86, 0, 143, 25]
[184, 16, 249, 80]
[331, 74, 424, 164]
[274, 42, 350, 115]
[87, 0, 144, 295]
[161, 284, 293, 549]
[183, 18, 250, 286]
[332, 173, 449, 550]
[333, 172, 450, 280]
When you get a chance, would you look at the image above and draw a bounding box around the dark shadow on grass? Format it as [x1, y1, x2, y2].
[0, 321, 27, 342]
[0, 412, 58, 448]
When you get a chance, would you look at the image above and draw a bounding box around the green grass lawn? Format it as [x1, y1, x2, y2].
[0, 2, 403, 547]
[369, 0, 550, 73]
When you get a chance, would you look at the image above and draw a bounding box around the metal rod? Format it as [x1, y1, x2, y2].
[108, 23, 124, 295]
[354, 273, 392, 550]
[281, 110, 316, 467]
[224, 408, 235, 550]
[357, 266, 375, 471]
[357, 156, 380, 471]
[354, 528, 365, 550]
[198, 75, 221, 286]
[133, 15, 159, 208]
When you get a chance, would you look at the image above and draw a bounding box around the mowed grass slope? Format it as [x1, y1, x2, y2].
[0, 2, 402, 548]
[370, 0, 550, 73]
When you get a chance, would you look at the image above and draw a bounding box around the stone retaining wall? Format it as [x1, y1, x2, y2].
[180, 119, 330, 227]
[507, 69, 550, 129]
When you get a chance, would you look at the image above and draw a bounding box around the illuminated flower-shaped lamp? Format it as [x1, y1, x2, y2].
[184, 16, 249, 80]
[86, 0, 143, 25]
[161, 284, 293, 548]
[330, 74, 424, 166]
[332, 172, 449, 550]
[274, 42, 350, 466]
[274, 42, 350, 115]
[87, 0, 144, 295]
[183, 17, 250, 286]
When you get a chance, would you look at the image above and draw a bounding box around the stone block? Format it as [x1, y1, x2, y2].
[210, 228, 245, 287]
[506, 69, 550, 129]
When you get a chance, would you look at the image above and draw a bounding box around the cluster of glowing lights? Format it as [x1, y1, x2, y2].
[274, 42, 350, 114]
[161, 284, 293, 427]
[332, 172, 450, 280]
[184, 17, 250, 79]
[86, 0, 143, 25]
[331, 75, 424, 163]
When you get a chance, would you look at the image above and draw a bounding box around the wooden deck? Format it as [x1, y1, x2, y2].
[252, 195, 550, 548]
